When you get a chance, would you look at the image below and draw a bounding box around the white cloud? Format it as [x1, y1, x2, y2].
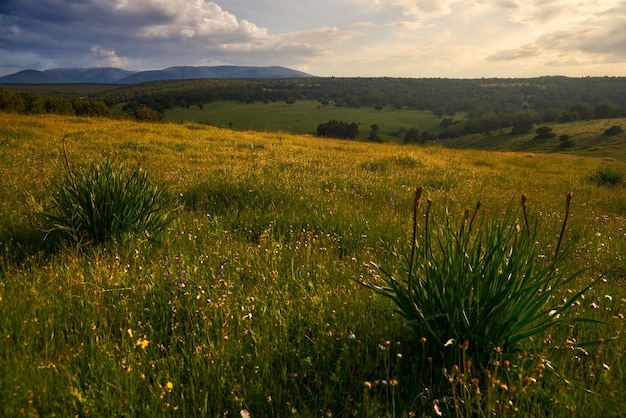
[0, 0, 625, 77]
[391, 0, 454, 18]
[87, 45, 134, 68]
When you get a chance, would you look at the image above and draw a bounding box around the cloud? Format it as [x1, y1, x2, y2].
[0, 0, 625, 77]
[484, 0, 626, 71]
[391, 0, 454, 19]
[87, 45, 133, 68]
[0, 0, 359, 72]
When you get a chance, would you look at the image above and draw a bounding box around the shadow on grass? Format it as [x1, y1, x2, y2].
[0, 219, 68, 273]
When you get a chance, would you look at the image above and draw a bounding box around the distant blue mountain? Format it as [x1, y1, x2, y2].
[0, 65, 313, 84]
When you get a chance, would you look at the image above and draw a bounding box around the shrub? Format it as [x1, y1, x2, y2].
[45, 158, 176, 245]
[133, 105, 164, 122]
[511, 123, 532, 135]
[559, 134, 575, 148]
[589, 167, 623, 186]
[364, 188, 595, 368]
[403, 127, 421, 144]
[603, 125, 623, 136]
[534, 126, 556, 139]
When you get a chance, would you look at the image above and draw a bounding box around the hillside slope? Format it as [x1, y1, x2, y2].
[439, 118, 626, 160]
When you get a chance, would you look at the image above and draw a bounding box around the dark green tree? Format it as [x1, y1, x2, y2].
[367, 124, 382, 142]
[594, 101, 615, 119]
[316, 120, 359, 139]
[534, 126, 556, 139]
[403, 127, 421, 144]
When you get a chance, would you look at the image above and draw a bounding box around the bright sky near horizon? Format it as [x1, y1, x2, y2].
[1, 0, 625, 78]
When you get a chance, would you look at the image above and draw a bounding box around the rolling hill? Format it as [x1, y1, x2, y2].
[0, 65, 313, 84]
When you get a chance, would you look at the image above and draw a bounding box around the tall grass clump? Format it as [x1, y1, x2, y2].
[589, 167, 623, 186]
[365, 188, 598, 375]
[44, 153, 176, 245]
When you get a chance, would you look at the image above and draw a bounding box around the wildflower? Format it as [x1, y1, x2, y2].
[166, 381, 174, 392]
[434, 402, 443, 416]
[390, 379, 399, 387]
[240, 410, 250, 418]
[135, 337, 149, 350]
[523, 376, 536, 386]
[363, 381, 372, 390]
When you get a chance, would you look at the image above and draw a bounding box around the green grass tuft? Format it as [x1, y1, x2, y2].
[44, 158, 177, 245]
[365, 190, 599, 377]
[590, 167, 623, 186]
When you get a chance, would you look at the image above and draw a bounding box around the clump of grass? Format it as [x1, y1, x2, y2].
[589, 167, 623, 186]
[44, 146, 176, 245]
[365, 188, 597, 369]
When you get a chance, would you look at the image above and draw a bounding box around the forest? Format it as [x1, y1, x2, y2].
[2, 76, 626, 139]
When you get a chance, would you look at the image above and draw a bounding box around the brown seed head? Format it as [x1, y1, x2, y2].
[414, 186, 424, 209]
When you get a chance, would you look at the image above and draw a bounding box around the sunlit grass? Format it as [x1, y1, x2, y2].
[0, 113, 624, 416]
[443, 118, 626, 160]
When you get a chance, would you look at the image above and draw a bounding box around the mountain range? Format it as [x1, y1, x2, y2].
[0, 65, 313, 84]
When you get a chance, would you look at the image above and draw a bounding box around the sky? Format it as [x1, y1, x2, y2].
[1, 0, 625, 78]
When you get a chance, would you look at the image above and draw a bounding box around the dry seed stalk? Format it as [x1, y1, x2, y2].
[408, 186, 424, 307]
[467, 201, 481, 236]
[62, 135, 78, 190]
[424, 198, 433, 257]
[555, 192, 573, 259]
[521, 194, 530, 236]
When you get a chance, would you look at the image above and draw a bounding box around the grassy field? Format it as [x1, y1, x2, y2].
[164, 100, 626, 161]
[164, 100, 444, 141]
[443, 118, 626, 160]
[0, 113, 624, 417]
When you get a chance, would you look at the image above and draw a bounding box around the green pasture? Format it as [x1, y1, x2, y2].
[442, 118, 626, 160]
[0, 113, 624, 417]
[165, 100, 444, 140]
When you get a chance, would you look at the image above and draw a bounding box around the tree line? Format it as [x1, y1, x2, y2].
[84, 76, 626, 117]
[3, 77, 626, 127]
[0, 86, 110, 117]
[437, 101, 626, 140]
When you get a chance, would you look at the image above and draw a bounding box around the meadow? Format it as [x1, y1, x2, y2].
[0, 113, 624, 417]
[163, 100, 444, 140]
